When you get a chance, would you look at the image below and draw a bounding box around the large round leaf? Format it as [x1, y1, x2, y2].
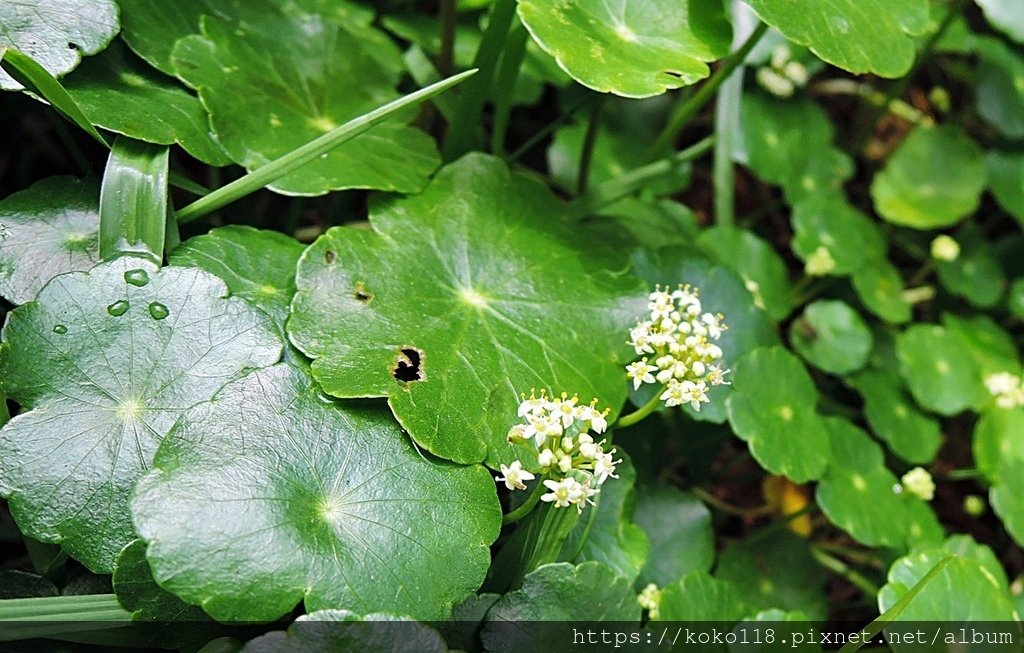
[726, 347, 830, 482]
[741, 0, 929, 77]
[976, 37, 1024, 138]
[62, 40, 230, 166]
[896, 323, 988, 416]
[870, 126, 987, 229]
[516, 0, 731, 98]
[0, 0, 119, 90]
[791, 193, 885, 277]
[288, 154, 645, 466]
[0, 257, 281, 571]
[992, 458, 1024, 548]
[987, 151, 1024, 226]
[847, 368, 941, 464]
[131, 364, 501, 622]
[790, 300, 872, 375]
[0, 177, 99, 305]
[852, 259, 911, 324]
[633, 486, 714, 587]
[656, 571, 747, 621]
[170, 0, 439, 195]
[697, 226, 793, 321]
[973, 408, 1024, 483]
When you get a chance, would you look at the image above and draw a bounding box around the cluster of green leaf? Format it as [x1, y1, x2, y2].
[0, 0, 1023, 649]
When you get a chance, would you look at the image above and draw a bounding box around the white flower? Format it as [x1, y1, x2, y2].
[538, 448, 556, 468]
[589, 408, 609, 434]
[930, 235, 960, 262]
[637, 584, 662, 619]
[626, 358, 657, 391]
[579, 440, 600, 460]
[550, 392, 578, 429]
[495, 460, 535, 491]
[525, 413, 561, 446]
[594, 450, 621, 484]
[541, 477, 583, 508]
[557, 454, 573, 474]
[517, 390, 549, 417]
[985, 372, 1024, 409]
[901, 467, 935, 501]
[648, 290, 674, 321]
[507, 423, 527, 443]
[707, 364, 731, 386]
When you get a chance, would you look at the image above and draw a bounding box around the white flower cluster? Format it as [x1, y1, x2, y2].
[985, 372, 1024, 409]
[900, 467, 935, 501]
[497, 390, 620, 513]
[625, 284, 730, 411]
[637, 583, 662, 619]
[756, 44, 810, 98]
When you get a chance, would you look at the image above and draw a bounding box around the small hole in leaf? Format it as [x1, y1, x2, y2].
[324, 250, 337, 265]
[393, 347, 424, 383]
[353, 282, 373, 303]
[67, 42, 79, 50]
[663, 70, 684, 79]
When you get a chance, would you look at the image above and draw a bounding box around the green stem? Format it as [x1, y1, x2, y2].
[502, 475, 548, 525]
[691, 486, 773, 518]
[507, 97, 589, 162]
[490, 22, 529, 157]
[438, 0, 457, 79]
[443, 0, 518, 159]
[0, 594, 128, 620]
[576, 95, 608, 195]
[651, 21, 768, 154]
[521, 503, 577, 575]
[943, 467, 980, 480]
[614, 389, 665, 429]
[811, 546, 882, 597]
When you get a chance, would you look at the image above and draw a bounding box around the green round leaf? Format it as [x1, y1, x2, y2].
[0, 177, 100, 305]
[976, 0, 1024, 42]
[974, 408, 1024, 483]
[852, 259, 911, 324]
[655, 571, 747, 622]
[726, 347, 830, 482]
[0, 257, 281, 572]
[935, 227, 1005, 307]
[976, 37, 1024, 138]
[870, 126, 987, 229]
[632, 246, 780, 424]
[131, 364, 500, 622]
[986, 151, 1024, 227]
[633, 486, 714, 587]
[716, 529, 826, 619]
[288, 154, 644, 466]
[241, 610, 447, 653]
[516, 0, 731, 98]
[171, 2, 439, 195]
[481, 562, 639, 652]
[942, 313, 1020, 377]
[879, 538, 1019, 620]
[815, 417, 907, 547]
[169, 225, 305, 331]
[790, 300, 872, 375]
[743, 0, 929, 77]
[847, 368, 941, 464]
[895, 323, 987, 416]
[697, 226, 793, 321]
[902, 496, 945, 548]
[992, 458, 1024, 548]
[62, 40, 230, 166]
[791, 194, 885, 277]
[0, 0, 119, 90]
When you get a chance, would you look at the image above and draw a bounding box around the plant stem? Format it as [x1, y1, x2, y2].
[615, 389, 665, 429]
[506, 97, 590, 162]
[576, 95, 607, 195]
[943, 467, 980, 480]
[691, 486, 773, 518]
[490, 22, 529, 157]
[811, 546, 882, 597]
[438, 0, 457, 78]
[502, 475, 548, 525]
[652, 21, 768, 154]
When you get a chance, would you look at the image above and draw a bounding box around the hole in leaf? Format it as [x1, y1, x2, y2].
[663, 70, 685, 80]
[353, 282, 373, 303]
[393, 347, 424, 383]
[67, 42, 79, 50]
[324, 250, 337, 265]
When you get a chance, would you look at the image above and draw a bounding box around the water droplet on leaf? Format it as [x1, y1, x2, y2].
[124, 268, 150, 287]
[148, 302, 169, 320]
[107, 300, 129, 316]
[52, 324, 67, 334]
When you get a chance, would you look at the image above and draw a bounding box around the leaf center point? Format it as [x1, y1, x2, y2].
[458, 287, 489, 308]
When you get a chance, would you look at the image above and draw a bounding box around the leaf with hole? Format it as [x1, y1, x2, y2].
[170, 0, 439, 195]
[288, 154, 645, 466]
[0, 177, 100, 305]
[741, 0, 930, 77]
[0, 256, 281, 572]
[726, 347, 830, 482]
[131, 364, 500, 622]
[0, 0, 119, 90]
[516, 0, 731, 98]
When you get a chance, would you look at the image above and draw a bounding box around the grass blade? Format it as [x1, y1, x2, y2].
[0, 49, 109, 148]
[99, 137, 170, 262]
[175, 69, 477, 224]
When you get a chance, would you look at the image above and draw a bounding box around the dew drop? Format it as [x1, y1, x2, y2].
[148, 302, 169, 320]
[107, 300, 129, 317]
[124, 268, 150, 287]
[53, 324, 67, 334]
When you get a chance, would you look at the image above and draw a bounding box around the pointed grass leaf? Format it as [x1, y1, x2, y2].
[870, 126, 987, 230]
[0, 177, 100, 305]
[62, 41, 229, 166]
[633, 486, 714, 587]
[790, 301, 872, 375]
[516, 0, 732, 98]
[99, 138, 169, 263]
[726, 347, 830, 482]
[895, 323, 988, 415]
[991, 459, 1024, 548]
[170, 3, 439, 195]
[847, 368, 941, 464]
[741, 0, 930, 77]
[240, 611, 447, 653]
[481, 561, 639, 652]
[131, 364, 500, 622]
[815, 418, 907, 547]
[656, 571, 747, 622]
[0, 257, 282, 571]
[288, 154, 645, 466]
[0, 0, 119, 90]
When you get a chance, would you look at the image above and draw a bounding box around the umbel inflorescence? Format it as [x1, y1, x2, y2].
[625, 284, 730, 411]
[500, 390, 620, 512]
